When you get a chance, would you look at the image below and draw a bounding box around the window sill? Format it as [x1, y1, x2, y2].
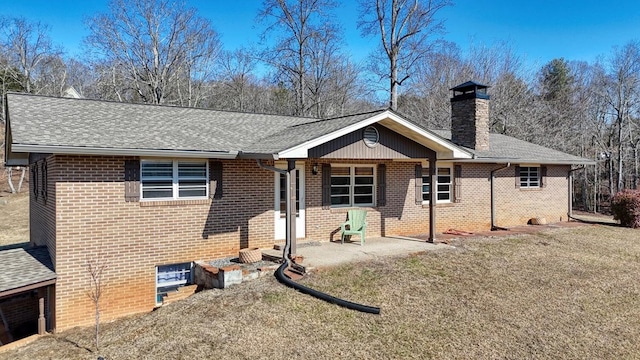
[519, 187, 542, 191]
[422, 202, 455, 208]
[330, 206, 377, 213]
[140, 198, 211, 207]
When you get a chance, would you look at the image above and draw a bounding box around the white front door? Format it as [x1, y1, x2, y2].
[274, 162, 305, 239]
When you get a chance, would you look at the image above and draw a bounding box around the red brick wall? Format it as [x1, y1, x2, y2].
[46, 155, 569, 330]
[305, 161, 569, 239]
[50, 156, 276, 330]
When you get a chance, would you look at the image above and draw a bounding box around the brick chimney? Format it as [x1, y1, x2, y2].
[450, 81, 490, 151]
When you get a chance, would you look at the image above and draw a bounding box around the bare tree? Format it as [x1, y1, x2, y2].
[1, 17, 61, 94]
[358, 0, 452, 110]
[86, 255, 107, 352]
[258, 0, 338, 116]
[597, 42, 640, 193]
[217, 48, 259, 112]
[1, 17, 61, 192]
[85, 0, 221, 105]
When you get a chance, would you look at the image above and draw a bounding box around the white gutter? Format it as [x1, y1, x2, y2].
[10, 144, 239, 159]
[454, 158, 595, 165]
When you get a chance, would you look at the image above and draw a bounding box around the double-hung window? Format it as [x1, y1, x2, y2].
[422, 166, 452, 203]
[330, 165, 375, 207]
[519, 166, 540, 188]
[141, 160, 208, 200]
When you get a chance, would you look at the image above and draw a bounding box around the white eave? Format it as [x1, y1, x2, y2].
[454, 157, 596, 165]
[10, 144, 239, 159]
[277, 110, 473, 160]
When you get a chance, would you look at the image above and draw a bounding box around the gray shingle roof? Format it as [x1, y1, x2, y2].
[6, 93, 591, 164]
[432, 130, 591, 164]
[7, 93, 317, 154]
[247, 110, 387, 153]
[0, 246, 56, 294]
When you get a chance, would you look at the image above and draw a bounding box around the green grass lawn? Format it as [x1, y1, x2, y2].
[2, 224, 639, 359]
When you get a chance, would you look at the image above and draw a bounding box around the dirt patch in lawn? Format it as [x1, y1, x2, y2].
[1, 223, 639, 359]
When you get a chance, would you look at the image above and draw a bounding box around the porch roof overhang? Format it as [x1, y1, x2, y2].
[0, 247, 57, 299]
[275, 110, 473, 160]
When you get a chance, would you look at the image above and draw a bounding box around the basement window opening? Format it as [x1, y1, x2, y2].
[156, 262, 193, 305]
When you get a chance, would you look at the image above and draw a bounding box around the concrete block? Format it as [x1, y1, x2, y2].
[220, 267, 242, 288]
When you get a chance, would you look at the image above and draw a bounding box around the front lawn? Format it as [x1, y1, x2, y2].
[2, 224, 639, 359]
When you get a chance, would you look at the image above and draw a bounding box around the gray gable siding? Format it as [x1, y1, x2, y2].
[309, 124, 434, 159]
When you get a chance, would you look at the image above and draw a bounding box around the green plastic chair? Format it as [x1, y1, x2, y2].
[340, 209, 367, 245]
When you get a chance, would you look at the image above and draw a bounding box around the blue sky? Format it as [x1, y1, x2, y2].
[2, 0, 640, 71]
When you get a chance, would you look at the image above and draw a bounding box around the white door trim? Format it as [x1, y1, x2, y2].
[274, 161, 305, 239]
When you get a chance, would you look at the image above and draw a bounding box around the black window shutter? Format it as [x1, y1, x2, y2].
[454, 164, 462, 203]
[124, 159, 140, 202]
[322, 164, 331, 209]
[41, 160, 48, 204]
[32, 164, 39, 201]
[209, 161, 223, 199]
[515, 165, 521, 188]
[377, 164, 386, 207]
[415, 164, 423, 205]
[541, 166, 547, 188]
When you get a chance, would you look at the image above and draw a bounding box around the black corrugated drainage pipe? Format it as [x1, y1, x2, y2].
[491, 163, 511, 231]
[257, 159, 381, 315]
[274, 262, 380, 314]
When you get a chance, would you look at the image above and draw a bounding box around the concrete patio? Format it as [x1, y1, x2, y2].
[262, 216, 609, 270]
[263, 236, 454, 269]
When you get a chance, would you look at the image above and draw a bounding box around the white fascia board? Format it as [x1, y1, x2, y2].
[453, 158, 596, 165]
[277, 110, 473, 159]
[10, 144, 239, 159]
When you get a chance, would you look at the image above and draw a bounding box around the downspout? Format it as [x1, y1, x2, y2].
[567, 166, 585, 221]
[256, 159, 292, 261]
[491, 163, 511, 231]
[256, 160, 381, 314]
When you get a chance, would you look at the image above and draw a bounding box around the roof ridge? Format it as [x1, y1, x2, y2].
[287, 108, 388, 128]
[5, 92, 320, 120]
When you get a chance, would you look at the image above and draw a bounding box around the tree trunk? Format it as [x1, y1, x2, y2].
[608, 156, 615, 197]
[633, 144, 639, 189]
[390, 58, 397, 110]
[7, 168, 16, 193]
[17, 167, 26, 192]
[95, 304, 100, 351]
[617, 119, 624, 191]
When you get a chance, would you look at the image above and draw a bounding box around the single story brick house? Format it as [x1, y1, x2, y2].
[2, 82, 592, 332]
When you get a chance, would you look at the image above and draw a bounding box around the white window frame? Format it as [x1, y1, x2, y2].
[330, 164, 376, 208]
[156, 262, 193, 305]
[519, 166, 540, 188]
[141, 159, 209, 200]
[422, 164, 453, 204]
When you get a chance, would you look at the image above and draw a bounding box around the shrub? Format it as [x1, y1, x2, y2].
[611, 190, 640, 228]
